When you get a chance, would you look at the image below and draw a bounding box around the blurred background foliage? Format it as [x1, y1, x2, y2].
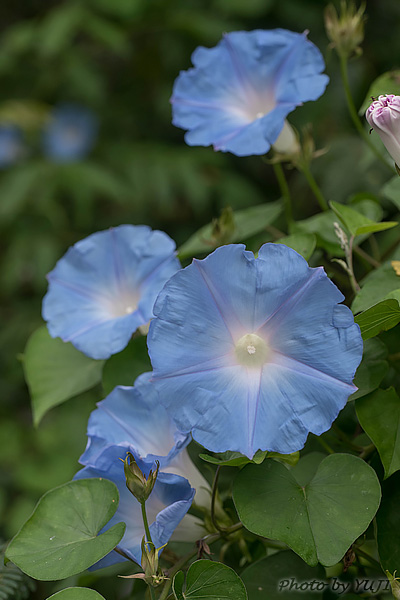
[1, 0, 400, 597]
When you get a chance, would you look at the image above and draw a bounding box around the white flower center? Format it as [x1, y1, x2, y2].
[235, 333, 269, 368]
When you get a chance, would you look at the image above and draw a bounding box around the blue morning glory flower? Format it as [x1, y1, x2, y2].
[171, 29, 329, 156]
[80, 372, 211, 509]
[42, 225, 181, 359]
[43, 104, 98, 161]
[0, 125, 24, 168]
[74, 455, 195, 568]
[147, 243, 363, 458]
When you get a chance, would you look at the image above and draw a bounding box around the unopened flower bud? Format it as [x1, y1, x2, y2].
[123, 453, 159, 503]
[211, 207, 236, 247]
[140, 538, 167, 587]
[366, 94, 400, 169]
[386, 571, 400, 600]
[325, 1, 366, 58]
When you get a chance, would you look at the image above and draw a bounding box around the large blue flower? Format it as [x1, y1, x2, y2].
[42, 225, 181, 359]
[43, 104, 98, 161]
[171, 29, 329, 156]
[75, 455, 195, 568]
[148, 244, 363, 458]
[80, 372, 211, 509]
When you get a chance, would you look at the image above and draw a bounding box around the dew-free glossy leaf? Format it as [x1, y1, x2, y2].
[352, 261, 400, 313]
[233, 454, 381, 566]
[356, 388, 400, 479]
[349, 338, 389, 401]
[277, 233, 316, 260]
[23, 327, 104, 425]
[241, 550, 325, 600]
[359, 71, 400, 115]
[376, 472, 400, 573]
[178, 201, 282, 258]
[330, 201, 397, 237]
[5, 479, 125, 580]
[47, 588, 105, 600]
[199, 450, 298, 468]
[172, 560, 247, 600]
[354, 299, 400, 340]
[383, 176, 400, 210]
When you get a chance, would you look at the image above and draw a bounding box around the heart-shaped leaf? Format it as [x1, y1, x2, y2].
[178, 201, 282, 259]
[376, 472, 400, 573]
[23, 326, 104, 426]
[173, 560, 247, 600]
[356, 387, 400, 479]
[199, 450, 298, 468]
[330, 201, 397, 237]
[354, 299, 400, 340]
[233, 454, 381, 566]
[276, 233, 316, 261]
[5, 479, 125, 580]
[47, 589, 105, 600]
[241, 550, 325, 600]
[349, 338, 388, 401]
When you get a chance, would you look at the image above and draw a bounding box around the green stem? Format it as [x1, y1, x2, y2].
[331, 424, 364, 452]
[141, 501, 153, 546]
[300, 163, 329, 212]
[339, 54, 395, 174]
[315, 435, 335, 454]
[141, 502, 156, 600]
[158, 523, 243, 600]
[354, 546, 384, 572]
[210, 466, 226, 533]
[347, 235, 361, 294]
[273, 162, 293, 229]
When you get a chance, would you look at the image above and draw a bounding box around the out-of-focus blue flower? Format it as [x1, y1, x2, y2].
[0, 125, 24, 168]
[43, 104, 98, 161]
[75, 455, 195, 568]
[42, 225, 181, 359]
[148, 243, 363, 458]
[171, 29, 329, 156]
[80, 372, 211, 509]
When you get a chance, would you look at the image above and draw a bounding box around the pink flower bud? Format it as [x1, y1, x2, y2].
[365, 94, 400, 167]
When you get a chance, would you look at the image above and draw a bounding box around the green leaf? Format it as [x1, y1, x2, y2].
[349, 338, 389, 401]
[376, 471, 400, 573]
[290, 452, 327, 487]
[359, 70, 400, 115]
[330, 201, 397, 237]
[199, 450, 299, 468]
[383, 176, 400, 210]
[22, 327, 104, 426]
[172, 560, 247, 600]
[276, 234, 316, 261]
[293, 211, 342, 254]
[356, 387, 400, 479]
[178, 201, 282, 259]
[352, 261, 400, 313]
[5, 479, 125, 581]
[47, 589, 105, 600]
[102, 335, 151, 395]
[354, 299, 400, 340]
[241, 550, 325, 600]
[233, 454, 381, 566]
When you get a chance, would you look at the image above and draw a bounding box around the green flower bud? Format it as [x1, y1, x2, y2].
[140, 538, 168, 588]
[386, 571, 400, 600]
[324, 1, 366, 59]
[123, 453, 159, 503]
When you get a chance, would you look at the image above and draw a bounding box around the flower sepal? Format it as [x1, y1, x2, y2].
[123, 453, 159, 503]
